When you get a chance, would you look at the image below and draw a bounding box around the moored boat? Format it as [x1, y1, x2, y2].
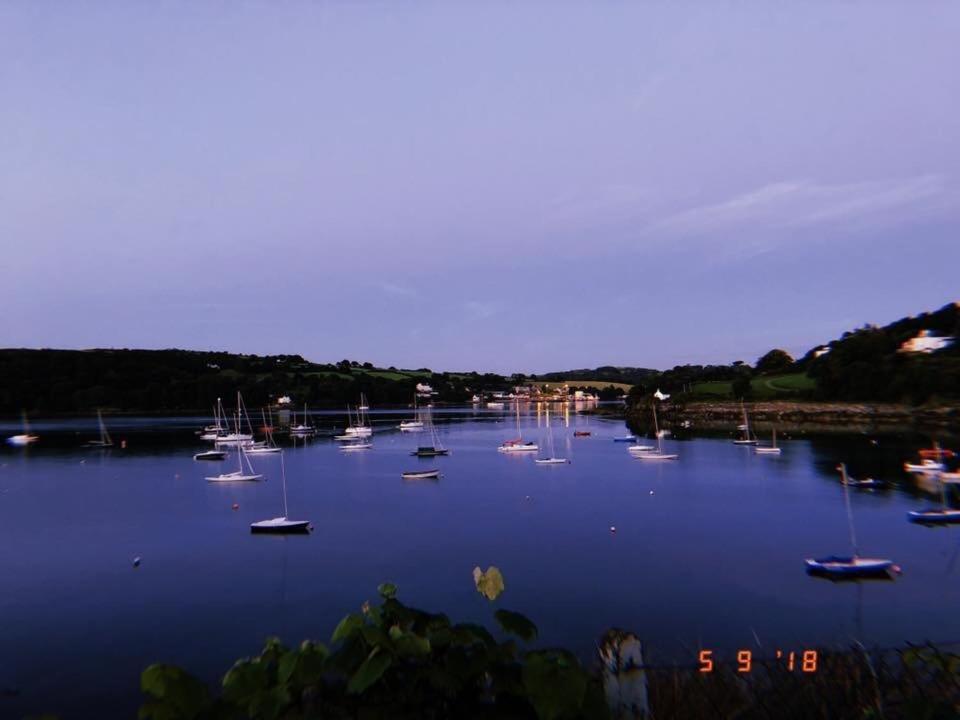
[904, 459, 945, 473]
[194, 450, 226, 461]
[805, 556, 899, 578]
[402, 469, 441, 480]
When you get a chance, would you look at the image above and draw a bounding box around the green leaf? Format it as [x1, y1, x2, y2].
[522, 650, 588, 720]
[389, 625, 432, 657]
[377, 582, 398, 599]
[494, 609, 538, 642]
[331, 613, 364, 644]
[140, 664, 210, 720]
[347, 649, 394, 694]
[473, 566, 505, 601]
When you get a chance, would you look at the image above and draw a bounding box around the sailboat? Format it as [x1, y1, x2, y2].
[344, 395, 373, 437]
[6, 410, 39, 447]
[247, 409, 283, 454]
[84, 409, 114, 448]
[412, 406, 449, 457]
[732, 400, 758, 445]
[215, 393, 256, 446]
[634, 402, 677, 461]
[907, 471, 960, 524]
[498, 403, 538, 453]
[753, 427, 781, 455]
[289, 403, 316, 437]
[251, 453, 310, 533]
[398, 394, 425, 432]
[837, 463, 884, 489]
[535, 409, 568, 464]
[200, 399, 228, 440]
[206, 402, 263, 482]
[805, 474, 898, 578]
[904, 458, 945, 474]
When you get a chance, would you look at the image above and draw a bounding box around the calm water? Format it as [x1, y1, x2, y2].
[2, 407, 959, 718]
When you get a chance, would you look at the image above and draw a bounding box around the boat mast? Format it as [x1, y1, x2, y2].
[842, 475, 858, 558]
[653, 401, 661, 453]
[280, 452, 289, 519]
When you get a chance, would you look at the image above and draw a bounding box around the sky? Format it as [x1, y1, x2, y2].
[2, 2, 958, 373]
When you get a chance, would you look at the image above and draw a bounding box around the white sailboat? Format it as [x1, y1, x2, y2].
[535, 408, 567, 464]
[908, 471, 960, 524]
[805, 473, 898, 578]
[6, 410, 39, 447]
[213, 396, 252, 446]
[398, 394, 425, 432]
[251, 453, 310, 533]
[200, 398, 228, 440]
[754, 427, 781, 455]
[206, 396, 263, 482]
[634, 402, 677, 461]
[289, 403, 316, 437]
[411, 406, 449, 456]
[732, 399, 759, 445]
[246, 409, 282, 454]
[84, 409, 113, 448]
[498, 402, 538, 453]
[344, 395, 373, 437]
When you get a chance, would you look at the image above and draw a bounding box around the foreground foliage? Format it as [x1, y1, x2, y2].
[139, 583, 607, 720]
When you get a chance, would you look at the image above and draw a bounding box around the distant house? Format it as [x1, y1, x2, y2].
[899, 330, 953, 354]
[813, 346, 831, 358]
[276, 395, 292, 405]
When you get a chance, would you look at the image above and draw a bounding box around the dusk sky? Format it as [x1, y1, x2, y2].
[2, 2, 958, 373]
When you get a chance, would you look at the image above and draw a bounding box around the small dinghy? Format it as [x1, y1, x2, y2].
[251, 453, 310, 534]
[340, 442, 373, 451]
[754, 427, 782, 455]
[627, 444, 656, 454]
[194, 450, 226, 461]
[805, 556, 899, 578]
[573, 430, 592, 437]
[535, 457, 569, 465]
[402, 469, 441, 480]
[497, 441, 537, 453]
[904, 459, 945, 473]
[613, 435, 637, 442]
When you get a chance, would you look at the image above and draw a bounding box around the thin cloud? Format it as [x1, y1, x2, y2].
[465, 300, 501, 319]
[649, 174, 953, 238]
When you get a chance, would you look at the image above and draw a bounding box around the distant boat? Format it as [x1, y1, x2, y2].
[498, 403, 538, 453]
[398, 393, 425, 432]
[247, 409, 283, 454]
[289, 403, 316, 437]
[837, 463, 884, 489]
[343, 396, 373, 437]
[535, 409, 568, 465]
[251, 453, 309, 534]
[471, 395, 481, 404]
[904, 459, 945, 474]
[732, 400, 759, 445]
[613, 435, 637, 443]
[200, 398, 228, 440]
[805, 468, 898, 579]
[634, 402, 677, 461]
[340, 441, 373, 451]
[207, 395, 263, 482]
[487, 401, 505, 409]
[402, 469, 441, 480]
[194, 450, 226, 461]
[411, 406, 449, 456]
[908, 471, 960, 525]
[754, 427, 781, 455]
[84, 409, 114, 448]
[6, 411, 39, 447]
[573, 430, 592, 437]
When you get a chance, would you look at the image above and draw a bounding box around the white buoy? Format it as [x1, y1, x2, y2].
[610, 526, 616, 534]
[132, 556, 141, 568]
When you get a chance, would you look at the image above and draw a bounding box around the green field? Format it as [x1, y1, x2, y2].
[689, 373, 814, 399]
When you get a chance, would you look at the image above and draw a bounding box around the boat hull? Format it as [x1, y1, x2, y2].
[535, 458, 568, 465]
[402, 470, 441, 480]
[205, 472, 263, 482]
[412, 448, 449, 457]
[250, 518, 310, 534]
[754, 447, 782, 455]
[498, 445, 538, 453]
[907, 509, 960, 524]
[635, 453, 678, 461]
[194, 451, 226, 461]
[805, 556, 896, 578]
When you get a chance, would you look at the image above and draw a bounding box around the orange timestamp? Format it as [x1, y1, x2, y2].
[698, 649, 818, 673]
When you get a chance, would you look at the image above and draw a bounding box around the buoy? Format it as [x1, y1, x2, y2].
[649, 490, 654, 495]
[232, 503, 239, 511]
[132, 557, 141, 568]
[609, 526, 616, 534]
[121, 440, 127, 449]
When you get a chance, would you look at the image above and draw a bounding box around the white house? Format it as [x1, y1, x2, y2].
[899, 330, 953, 354]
